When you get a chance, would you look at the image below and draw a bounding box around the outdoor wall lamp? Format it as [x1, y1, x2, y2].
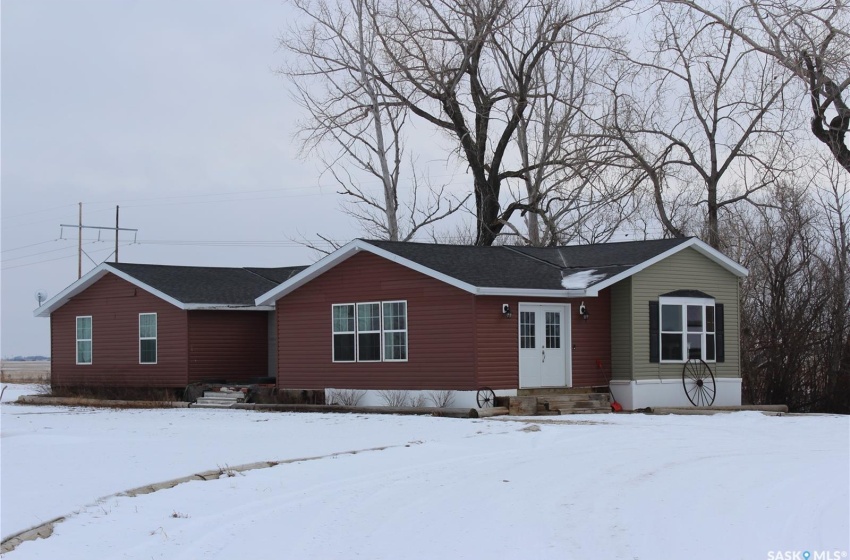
[501, 304, 512, 318]
[579, 302, 590, 321]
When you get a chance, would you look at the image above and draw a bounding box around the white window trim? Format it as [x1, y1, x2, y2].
[331, 300, 408, 363]
[659, 297, 716, 364]
[76, 315, 92, 365]
[139, 313, 158, 365]
[382, 300, 408, 363]
[356, 302, 382, 363]
[331, 303, 356, 363]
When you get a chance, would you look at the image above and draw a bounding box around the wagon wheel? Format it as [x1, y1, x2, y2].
[682, 359, 716, 407]
[476, 387, 496, 408]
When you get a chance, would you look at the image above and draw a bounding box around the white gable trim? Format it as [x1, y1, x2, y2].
[34, 265, 111, 317]
[582, 238, 748, 296]
[33, 264, 189, 317]
[255, 239, 481, 305]
[33, 264, 278, 317]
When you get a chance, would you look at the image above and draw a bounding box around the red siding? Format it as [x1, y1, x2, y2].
[277, 252, 477, 390]
[474, 289, 612, 388]
[50, 273, 189, 388]
[571, 288, 612, 387]
[187, 311, 269, 383]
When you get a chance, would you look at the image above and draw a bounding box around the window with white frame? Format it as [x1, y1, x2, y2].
[660, 298, 715, 362]
[332, 301, 407, 362]
[357, 303, 381, 361]
[139, 313, 157, 364]
[382, 301, 407, 361]
[76, 316, 92, 365]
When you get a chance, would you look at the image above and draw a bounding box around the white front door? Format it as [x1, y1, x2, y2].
[518, 303, 571, 388]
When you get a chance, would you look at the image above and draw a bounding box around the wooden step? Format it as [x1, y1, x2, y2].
[554, 407, 610, 415]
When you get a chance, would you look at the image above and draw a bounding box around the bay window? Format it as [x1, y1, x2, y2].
[659, 297, 715, 362]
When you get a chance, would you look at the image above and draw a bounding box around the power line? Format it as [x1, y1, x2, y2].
[1, 242, 134, 272]
[0, 239, 59, 254]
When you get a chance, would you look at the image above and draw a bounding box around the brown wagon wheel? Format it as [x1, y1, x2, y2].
[682, 359, 716, 407]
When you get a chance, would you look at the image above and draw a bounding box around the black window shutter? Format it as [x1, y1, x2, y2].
[715, 303, 725, 363]
[649, 301, 659, 363]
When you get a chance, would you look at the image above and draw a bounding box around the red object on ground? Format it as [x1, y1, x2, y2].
[611, 401, 623, 412]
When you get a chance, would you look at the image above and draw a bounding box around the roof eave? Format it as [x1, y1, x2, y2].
[475, 287, 579, 298]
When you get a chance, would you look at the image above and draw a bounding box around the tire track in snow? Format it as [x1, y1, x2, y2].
[0, 444, 400, 553]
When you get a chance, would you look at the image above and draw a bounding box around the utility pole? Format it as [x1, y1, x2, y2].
[61, 203, 138, 278]
[115, 205, 120, 263]
[78, 202, 82, 279]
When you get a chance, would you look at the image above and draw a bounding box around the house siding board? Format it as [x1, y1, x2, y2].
[50, 273, 188, 388]
[571, 288, 612, 387]
[277, 252, 478, 390]
[186, 311, 269, 383]
[610, 278, 633, 380]
[474, 291, 611, 389]
[630, 248, 741, 379]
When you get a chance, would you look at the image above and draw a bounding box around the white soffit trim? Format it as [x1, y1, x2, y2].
[583, 238, 749, 296]
[255, 239, 481, 305]
[475, 287, 582, 298]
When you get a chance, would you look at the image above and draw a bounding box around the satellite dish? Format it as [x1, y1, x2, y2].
[35, 289, 48, 307]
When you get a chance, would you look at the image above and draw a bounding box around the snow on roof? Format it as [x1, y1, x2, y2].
[560, 269, 606, 290]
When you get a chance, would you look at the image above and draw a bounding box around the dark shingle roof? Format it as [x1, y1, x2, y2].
[364, 237, 691, 290]
[109, 263, 306, 305]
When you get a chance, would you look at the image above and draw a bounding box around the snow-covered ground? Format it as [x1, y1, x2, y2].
[1, 383, 848, 559]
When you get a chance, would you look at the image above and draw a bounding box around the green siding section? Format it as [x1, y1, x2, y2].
[610, 277, 632, 380]
[630, 247, 740, 379]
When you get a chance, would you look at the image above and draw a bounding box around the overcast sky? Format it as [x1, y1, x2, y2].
[2, 0, 440, 356]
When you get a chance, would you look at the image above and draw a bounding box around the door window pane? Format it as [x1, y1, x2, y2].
[545, 312, 561, 349]
[520, 311, 535, 349]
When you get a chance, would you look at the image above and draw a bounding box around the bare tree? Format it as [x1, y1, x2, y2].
[498, 20, 637, 247]
[732, 174, 849, 413]
[665, 0, 850, 172]
[285, 0, 627, 246]
[282, 0, 467, 242]
[603, 3, 796, 248]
